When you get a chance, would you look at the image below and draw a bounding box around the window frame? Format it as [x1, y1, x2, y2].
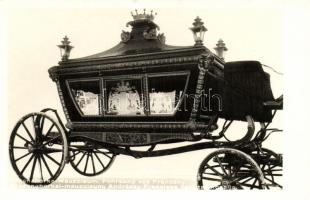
[66, 78, 103, 117]
[146, 71, 190, 117]
[65, 71, 190, 118]
[103, 74, 145, 117]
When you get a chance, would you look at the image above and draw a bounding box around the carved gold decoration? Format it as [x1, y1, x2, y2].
[121, 30, 131, 43]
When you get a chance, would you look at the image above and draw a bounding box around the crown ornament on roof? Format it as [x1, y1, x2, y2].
[131, 9, 157, 21]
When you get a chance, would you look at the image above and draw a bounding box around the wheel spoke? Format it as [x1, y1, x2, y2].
[38, 156, 44, 182]
[201, 176, 222, 182]
[21, 154, 34, 174]
[264, 177, 282, 188]
[15, 152, 32, 162]
[12, 146, 28, 150]
[232, 171, 254, 182]
[29, 156, 37, 182]
[204, 164, 224, 176]
[41, 155, 53, 178]
[238, 176, 254, 184]
[22, 122, 35, 142]
[94, 150, 112, 159]
[76, 152, 86, 168]
[215, 155, 228, 176]
[203, 172, 220, 176]
[267, 164, 275, 182]
[265, 174, 282, 176]
[90, 153, 96, 174]
[44, 153, 61, 166]
[250, 178, 258, 189]
[235, 169, 255, 173]
[93, 152, 105, 169]
[84, 153, 90, 173]
[15, 133, 33, 145]
[249, 164, 263, 189]
[46, 124, 55, 136]
[263, 169, 282, 172]
[269, 165, 280, 170]
[69, 150, 81, 159]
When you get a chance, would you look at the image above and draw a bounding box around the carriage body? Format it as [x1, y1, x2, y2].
[48, 45, 275, 147]
[49, 49, 224, 146]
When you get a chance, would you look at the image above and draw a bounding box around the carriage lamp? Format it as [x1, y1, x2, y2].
[57, 36, 74, 61]
[190, 16, 207, 46]
[214, 39, 228, 60]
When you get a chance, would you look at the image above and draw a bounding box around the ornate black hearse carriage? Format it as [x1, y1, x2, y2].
[9, 10, 283, 189]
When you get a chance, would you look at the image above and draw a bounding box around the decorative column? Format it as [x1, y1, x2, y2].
[190, 54, 214, 121]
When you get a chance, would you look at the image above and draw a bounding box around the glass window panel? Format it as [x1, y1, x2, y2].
[105, 79, 144, 116]
[148, 74, 188, 115]
[68, 80, 100, 116]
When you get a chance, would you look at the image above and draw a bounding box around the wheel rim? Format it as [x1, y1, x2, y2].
[69, 142, 115, 176]
[251, 148, 282, 189]
[9, 113, 67, 185]
[197, 148, 265, 190]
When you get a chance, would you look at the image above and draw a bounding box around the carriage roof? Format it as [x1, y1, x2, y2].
[50, 11, 225, 71]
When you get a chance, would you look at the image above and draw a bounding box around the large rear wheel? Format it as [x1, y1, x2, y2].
[9, 112, 68, 185]
[251, 148, 282, 189]
[197, 148, 265, 190]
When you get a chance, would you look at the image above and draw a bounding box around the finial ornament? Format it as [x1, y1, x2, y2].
[57, 36, 73, 61]
[214, 38, 228, 60]
[190, 16, 207, 46]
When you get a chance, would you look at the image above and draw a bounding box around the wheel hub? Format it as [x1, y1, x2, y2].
[221, 177, 239, 189]
[26, 142, 45, 154]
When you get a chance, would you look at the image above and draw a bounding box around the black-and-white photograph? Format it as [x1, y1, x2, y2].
[1, 0, 310, 199]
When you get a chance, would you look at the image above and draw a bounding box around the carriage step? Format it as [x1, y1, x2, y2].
[263, 95, 283, 110]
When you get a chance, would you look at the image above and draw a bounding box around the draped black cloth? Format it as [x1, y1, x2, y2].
[204, 61, 275, 122]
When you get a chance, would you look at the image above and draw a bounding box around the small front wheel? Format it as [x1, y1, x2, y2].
[9, 112, 68, 185]
[69, 142, 116, 176]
